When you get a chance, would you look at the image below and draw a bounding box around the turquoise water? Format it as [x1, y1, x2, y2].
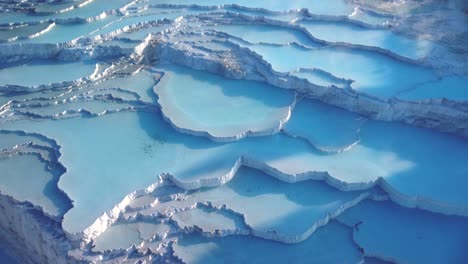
[0, 154, 68, 216]
[155, 64, 294, 137]
[290, 69, 350, 88]
[0, 131, 54, 150]
[33, 1, 87, 13]
[168, 166, 363, 238]
[14, 99, 134, 117]
[0, 61, 96, 87]
[0, 13, 44, 24]
[0, 0, 131, 24]
[144, 0, 353, 15]
[398, 75, 468, 101]
[173, 221, 361, 264]
[338, 200, 468, 263]
[93, 223, 142, 251]
[0, 23, 54, 41]
[87, 14, 168, 38]
[212, 21, 433, 60]
[0, 88, 72, 108]
[299, 20, 433, 59]
[359, 121, 468, 206]
[0, 0, 467, 263]
[52, 0, 133, 20]
[122, 24, 172, 41]
[210, 24, 319, 47]
[92, 70, 157, 103]
[284, 98, 363, 150]
[24, 17, 117, 43]
[172, 207, 245, 233]
[3, 107, 466, 233]
[250, 44, 437, 98]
